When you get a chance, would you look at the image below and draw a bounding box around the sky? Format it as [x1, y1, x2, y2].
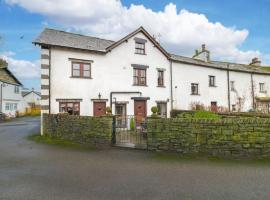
[1, 0, 270, 90]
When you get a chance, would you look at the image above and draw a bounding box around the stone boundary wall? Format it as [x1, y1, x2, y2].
[43, 114, 113, 148]
[147, 118, 270, 158]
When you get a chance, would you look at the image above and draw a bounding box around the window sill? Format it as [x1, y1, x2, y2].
[133, 84, 148, 87]
[157, 85, 166, 88]
[135, 53, 147, 55]
[70, 76, 92, 79]
[209, 85, 217, 88]
[260, 91, 267, 94]
[191, 94, 200, 96]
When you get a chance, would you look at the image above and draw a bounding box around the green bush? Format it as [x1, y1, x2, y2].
[193, 110, 220, 119]
[130, 117, 135, 131]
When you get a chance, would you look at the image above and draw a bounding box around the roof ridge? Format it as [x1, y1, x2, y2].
[44, 28, 115, 43]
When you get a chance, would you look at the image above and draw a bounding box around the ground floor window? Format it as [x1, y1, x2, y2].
[59, 102, 80, 115]
[5, 103, 18, 111]
[157, 102, 167, 118]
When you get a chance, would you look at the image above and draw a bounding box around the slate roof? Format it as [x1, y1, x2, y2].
[22, 90, 41, 97]
[170, 54, 270, 75]
[34, 27, 270, 75]
[33, 28, 115, 52]
[0, 66, 22, 85]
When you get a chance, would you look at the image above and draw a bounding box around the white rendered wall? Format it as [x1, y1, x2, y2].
[50, 32, 171, 117]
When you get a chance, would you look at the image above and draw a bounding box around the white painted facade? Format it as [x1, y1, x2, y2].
[0, 81, 26, 117]
[37, 28, 270, 118]
[49, 32, 171, 117]
[23, 91, 41, 107]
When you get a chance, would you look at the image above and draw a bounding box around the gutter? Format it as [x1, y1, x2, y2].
[110, 91, 142, 108]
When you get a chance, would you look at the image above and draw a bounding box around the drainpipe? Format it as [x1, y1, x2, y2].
[251, 73, 255, 109]
[0, 83, 3, 113]
[110, 91, 142, 108]
[227, 64, 231, 112]
[170, 60, 173, 113]
[49, 47, 51, 114]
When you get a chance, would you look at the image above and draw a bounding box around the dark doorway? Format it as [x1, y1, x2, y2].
[211, 101, 217, 112]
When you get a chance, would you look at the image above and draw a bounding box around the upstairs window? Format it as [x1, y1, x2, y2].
[133, 68, 146, 86]
[135, 42, 145, 54]
[72, 62, 91, 78]
[157, 70, 164, 87]
[259, 83, 266, 93]
[14, 86, 20, 94]
[209, 76, 216, 87]
[191, 83, 199, 95]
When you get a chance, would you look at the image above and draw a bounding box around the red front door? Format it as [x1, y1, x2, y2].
[134, 100, 147, 125]
[93, 102, 106, 116]
[211, 102, 217, 112]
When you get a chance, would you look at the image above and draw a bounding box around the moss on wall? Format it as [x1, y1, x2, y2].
[147, 118, 270, 158]
[43, 114, 113, 148]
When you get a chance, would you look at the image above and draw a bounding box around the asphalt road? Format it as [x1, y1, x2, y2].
[1, 117, 270, 200]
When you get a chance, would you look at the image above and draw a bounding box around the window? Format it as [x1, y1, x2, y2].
[209, 76, 216, 87]
[230, 81, 235, 91]
[59, 102, 80, 115]
[5, 103, 10, 111]
[157, 102, 167, 118]
[191, 83, 199, 95]
[259, 83, 266, 93]
[72, 62, 91, 78]
[157, 70, 164, 87]
[135, 42, 145, 55]
[133, 68, 146, 86]
[5, 103, 17, 111]
[14, 86, 19, 94]
[232, 104, 236, 112]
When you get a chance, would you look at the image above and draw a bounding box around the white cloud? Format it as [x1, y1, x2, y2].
[0, 51, 40, 79]
[5, 0, 267, 64]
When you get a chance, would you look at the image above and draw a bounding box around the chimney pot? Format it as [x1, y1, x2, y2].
[202, 44, 206, 51]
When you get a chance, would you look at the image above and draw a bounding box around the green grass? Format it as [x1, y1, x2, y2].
[27, 134, 95, 151]
[261, 67, 270, 72]
[151, 152, 270, 167]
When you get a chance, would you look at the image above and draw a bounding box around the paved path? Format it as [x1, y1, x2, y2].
[1, 117, 270, 200]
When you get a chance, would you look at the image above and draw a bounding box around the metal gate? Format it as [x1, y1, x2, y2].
[112, 115, 147, 149]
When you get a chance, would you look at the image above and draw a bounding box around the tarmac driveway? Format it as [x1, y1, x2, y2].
[1, 117, 270, 200]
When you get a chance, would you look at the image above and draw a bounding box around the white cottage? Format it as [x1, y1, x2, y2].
[33, 27, 270, 121]
[0, 59, 26, 117]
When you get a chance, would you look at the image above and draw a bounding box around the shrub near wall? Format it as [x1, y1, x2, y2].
[43, 114, 113, 148]
[147, 118, 270, 158]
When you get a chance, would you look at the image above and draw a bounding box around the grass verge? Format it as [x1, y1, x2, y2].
[151, 152, 270, 167]
[27, 134, 95, 151]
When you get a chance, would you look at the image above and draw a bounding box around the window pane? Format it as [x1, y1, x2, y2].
[73, 69, 80, 76]
[83, 70, 90, 77]
[83, 64, 90, 70]
[73, 63, 80, 69]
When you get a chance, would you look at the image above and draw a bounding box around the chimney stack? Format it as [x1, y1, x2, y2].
[249, 57, 261, 66]
[192, 44, 210, 62]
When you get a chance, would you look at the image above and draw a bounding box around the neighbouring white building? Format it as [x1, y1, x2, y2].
[22, 88, 41, 108]
[33, 27, 270, 121]
[0, 59, 26, 117]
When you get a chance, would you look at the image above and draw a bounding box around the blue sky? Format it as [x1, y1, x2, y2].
[1, 0, 270, 90]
